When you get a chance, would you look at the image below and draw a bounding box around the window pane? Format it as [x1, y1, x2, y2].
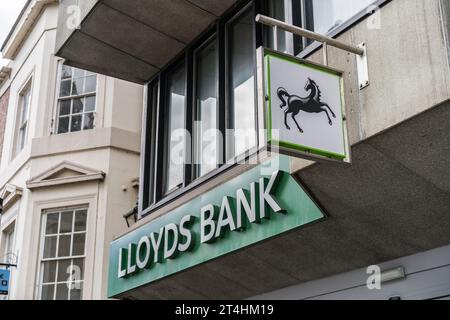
[61, 65, 72, 80]
[72, 234, 86, 256]
[83, 113, 95, 130]
[228, 9, 256, 158]
[43, 236, 57, 259]
[306, 0, 376, 34]
[60, 80, 71, 97]
[58, 235, 71, 257]
[267, 0, 287, 52]
[21, 90, 30, 121]
[71, 78, 84, 96]
[58, 117, 70, 134]
[18, 126, 27, 151]
[60, 211, 73, 233]
[72, 98, 84, 114]
[195, 40, 218, 177]
[73, 68, 85, 78]
[85, 75, 97, 93]
[165, 63, 186, 193]
[74, 210, 87, 232]
[42, 261, 57, 283]
[46, 213, 59, 234]
[69, 284, 83, 300]
[57, 259, 72, 282]
[55, 283, 69, 300]
[85, 96, 96, 112]
[72, 259, 85, 281]
[71, 115, 82, 132]
[59, 100, 71, 116]
[41, 284, 55, 300]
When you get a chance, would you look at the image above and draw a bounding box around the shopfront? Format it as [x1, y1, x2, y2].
[54, 0, 450, 300]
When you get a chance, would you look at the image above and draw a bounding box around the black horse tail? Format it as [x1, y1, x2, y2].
[277, 87, 288, 109]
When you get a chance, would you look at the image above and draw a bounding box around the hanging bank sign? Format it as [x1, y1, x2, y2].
[257, 47, 350, 163]
[108, 157, 325, 297]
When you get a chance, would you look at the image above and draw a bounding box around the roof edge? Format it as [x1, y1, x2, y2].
[1, 0, 57, 60]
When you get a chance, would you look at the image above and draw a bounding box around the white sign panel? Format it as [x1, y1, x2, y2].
[261, 48, 349, 162]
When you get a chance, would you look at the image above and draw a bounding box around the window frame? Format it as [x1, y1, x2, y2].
[36, 207, 88, 301]
[296, 0, 391, 58]
[13, 77, 33, 158]
[54, 62, 98, 135]
[192, 33, 221, 180]
[139, 1, 260, 218]
[1, 221, 16, 265]
[139, 0, 391, 218]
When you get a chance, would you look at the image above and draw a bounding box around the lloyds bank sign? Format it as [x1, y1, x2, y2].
[108, 157, 325, 298]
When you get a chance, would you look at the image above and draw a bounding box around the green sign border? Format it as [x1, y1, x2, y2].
[265, 49, 347, 160]
[108, 156, 326, 298]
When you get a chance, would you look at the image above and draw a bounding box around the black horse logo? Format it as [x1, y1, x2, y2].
[277, 78, 336, 133]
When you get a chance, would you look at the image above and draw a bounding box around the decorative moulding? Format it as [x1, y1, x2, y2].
[26, 161, 105, 190]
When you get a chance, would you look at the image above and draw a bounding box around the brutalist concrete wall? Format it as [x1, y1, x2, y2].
[440, 0, 450, 63]
[297, 0, 450, 146]
[55, 0, 99, 54]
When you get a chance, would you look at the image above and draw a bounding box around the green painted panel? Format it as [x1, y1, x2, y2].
[108, 156, 325, 297]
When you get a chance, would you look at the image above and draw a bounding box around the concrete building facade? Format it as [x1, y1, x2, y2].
[0, 0, 143, 300]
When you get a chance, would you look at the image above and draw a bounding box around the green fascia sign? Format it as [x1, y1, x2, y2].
[108, 156, 325, 298]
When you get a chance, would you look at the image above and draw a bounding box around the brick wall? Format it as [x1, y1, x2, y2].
[0, 88, 10, 163]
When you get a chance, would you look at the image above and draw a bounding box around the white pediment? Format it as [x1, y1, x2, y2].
[26, 161, 105, 190]
[0, 184, 23, 212]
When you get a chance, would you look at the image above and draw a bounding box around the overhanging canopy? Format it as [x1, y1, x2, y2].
[55, 0, 239, 84]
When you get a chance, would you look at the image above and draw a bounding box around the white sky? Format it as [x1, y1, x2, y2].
[0, 0, 28, 66]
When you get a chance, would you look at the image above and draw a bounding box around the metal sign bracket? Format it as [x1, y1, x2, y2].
[257, 14, 370, 90]
[357, 42, 369, 89]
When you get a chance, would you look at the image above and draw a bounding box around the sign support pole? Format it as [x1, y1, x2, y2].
[256, 14, 369, 88]
[323, 42, 328, 66]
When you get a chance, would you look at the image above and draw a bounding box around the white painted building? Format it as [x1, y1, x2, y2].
[0, 0, 143, 300]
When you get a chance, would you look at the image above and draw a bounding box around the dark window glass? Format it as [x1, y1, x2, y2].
[41, 284, 55, 300]
[43, 236, 57, 259]
[74, 210, 87, 232]
[58, 235, 72, 257]
[59, 100, 71, 116]
[194, 39, 219, 178]
[57, 117, 70, 134]
[228, 8, 257, 158]
[304, 0, 376, 34]
[165, 63, 186, 193]
[60, 211, 73, 233]
[46, 213, 59, 234]
[55, 284, 69, 300]
[71, 115, 82, 132]
[42, 261, 57, 283]
[57, 259, 72, 282]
